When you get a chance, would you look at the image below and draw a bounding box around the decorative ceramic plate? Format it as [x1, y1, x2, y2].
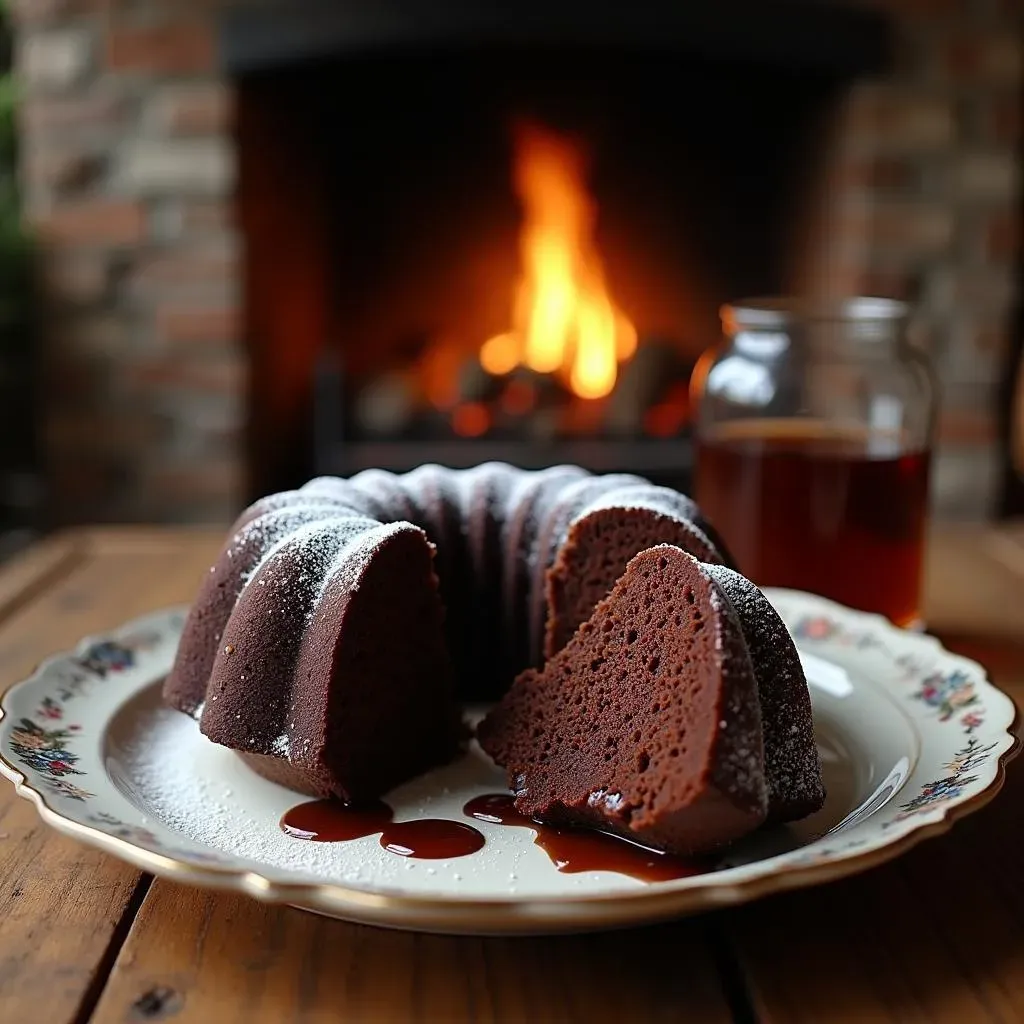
[0, 592, 1018, 935]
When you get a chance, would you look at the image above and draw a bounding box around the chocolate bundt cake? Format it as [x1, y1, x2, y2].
[477, 546, 825, 856]
[164, 464, 730, 801]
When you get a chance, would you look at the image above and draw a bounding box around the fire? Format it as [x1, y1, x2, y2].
[480, 123, 636, 400]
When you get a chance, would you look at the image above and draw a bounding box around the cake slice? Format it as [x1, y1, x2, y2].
[542, 484, 729, 660]
[478, 545, 770, 856]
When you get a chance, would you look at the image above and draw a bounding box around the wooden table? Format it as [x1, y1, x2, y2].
[0, 525, 1022, 1023]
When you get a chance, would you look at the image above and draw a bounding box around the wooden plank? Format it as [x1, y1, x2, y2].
[79, 525, 226, 558]
[0, 531, 85, 629]
[79, 521, 731, 1024]
[91, 882, 733, 1024]
[722, 640, 1024, 1024]
[79, 525, 1024, 1023]
[924, 522, 1024, 640]
[0, 522, 1014, 1023]
[0, 531, 221, 1024]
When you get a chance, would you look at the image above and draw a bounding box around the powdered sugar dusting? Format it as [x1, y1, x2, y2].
[228, 506, 371, 588]
[230, 510, 410, 629]
[196, 511, 424, 760]
[115, 696, 657, 896]
[705, 563, 826, 819]
[297, 519, 412, 625]
[174, 464, 738, 792]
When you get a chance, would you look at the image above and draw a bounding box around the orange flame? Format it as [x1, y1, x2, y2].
[480, 124, 636, 399]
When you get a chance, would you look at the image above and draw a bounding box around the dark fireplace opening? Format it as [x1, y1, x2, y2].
[230, 4, 888, 499]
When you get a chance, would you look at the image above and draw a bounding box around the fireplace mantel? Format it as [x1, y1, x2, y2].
[221, 0, 889, 75]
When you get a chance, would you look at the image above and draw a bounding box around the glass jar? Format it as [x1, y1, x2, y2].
[690, 297, 937, 628]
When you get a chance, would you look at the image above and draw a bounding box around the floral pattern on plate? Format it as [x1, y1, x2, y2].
[792, 613, 991, 738]
[892, 737, 1002, 822]
[4, 628, 166, 801]
[782, 595, 1015, 823]
[0, 596, 1017, 934]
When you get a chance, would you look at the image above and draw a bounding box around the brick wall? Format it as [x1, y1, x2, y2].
[802, 0, 1023, 518]
[11, 0, 1023, 523]
[14, 3, 242, 523]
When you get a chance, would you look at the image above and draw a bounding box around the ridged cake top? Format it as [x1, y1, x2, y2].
[228, 464, 723, 669]
[165, 462, 727, 765]
[232, 463, 711, 596]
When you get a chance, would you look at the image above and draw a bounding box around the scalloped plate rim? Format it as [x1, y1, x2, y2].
[0, 595, 1019, 935]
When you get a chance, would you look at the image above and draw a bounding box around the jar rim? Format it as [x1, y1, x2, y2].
[722, 296, 908, 330]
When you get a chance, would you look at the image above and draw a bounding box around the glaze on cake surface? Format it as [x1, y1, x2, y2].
[164, 463, 729, 801]
[477, 546, 824, 856]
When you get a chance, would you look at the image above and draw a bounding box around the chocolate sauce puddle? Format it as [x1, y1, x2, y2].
[280, 799, 485, 859]
[280, 798, 394, 841]
[464, 793, 707, 883]
[281, 794, 706, 879]
[380, 819, 486, 859]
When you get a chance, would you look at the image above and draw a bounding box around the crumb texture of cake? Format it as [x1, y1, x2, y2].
[164, 464, 729, 801]
[478, 545, 769, 856]
[543, 483, 727, 659]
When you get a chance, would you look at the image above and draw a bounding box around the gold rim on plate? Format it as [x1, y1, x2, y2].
[0, 598, 1019, 935]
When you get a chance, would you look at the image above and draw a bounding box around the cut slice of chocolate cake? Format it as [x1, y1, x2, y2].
[477, 545, 770, 856]
[703, 564, 825, 823]
[541, 483, 728, 662]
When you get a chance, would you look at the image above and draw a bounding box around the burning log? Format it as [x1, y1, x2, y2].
[606, 340, 690, 437]
[457, 358, 503, 405]
[352, 372, 417, 437]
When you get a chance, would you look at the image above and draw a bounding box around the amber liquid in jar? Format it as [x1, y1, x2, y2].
[695, 420, 931, 627]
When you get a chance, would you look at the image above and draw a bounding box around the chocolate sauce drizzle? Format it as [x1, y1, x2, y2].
[280, 799, 485, 859]
[464, 794, 707, 882]
[380, 819, 486, 859]
[280, 799, 393, 842]
[281, 794, 707, 880]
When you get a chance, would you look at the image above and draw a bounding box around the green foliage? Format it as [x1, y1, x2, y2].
[0, 9, 29, 335]
[0, 74, 17, 168]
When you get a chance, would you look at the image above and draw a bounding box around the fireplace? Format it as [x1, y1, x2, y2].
[16, 1, 1021, 523]
[231, 1, 888, 497]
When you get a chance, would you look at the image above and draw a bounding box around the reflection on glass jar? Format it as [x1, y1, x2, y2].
[691, 298, 936, 628]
